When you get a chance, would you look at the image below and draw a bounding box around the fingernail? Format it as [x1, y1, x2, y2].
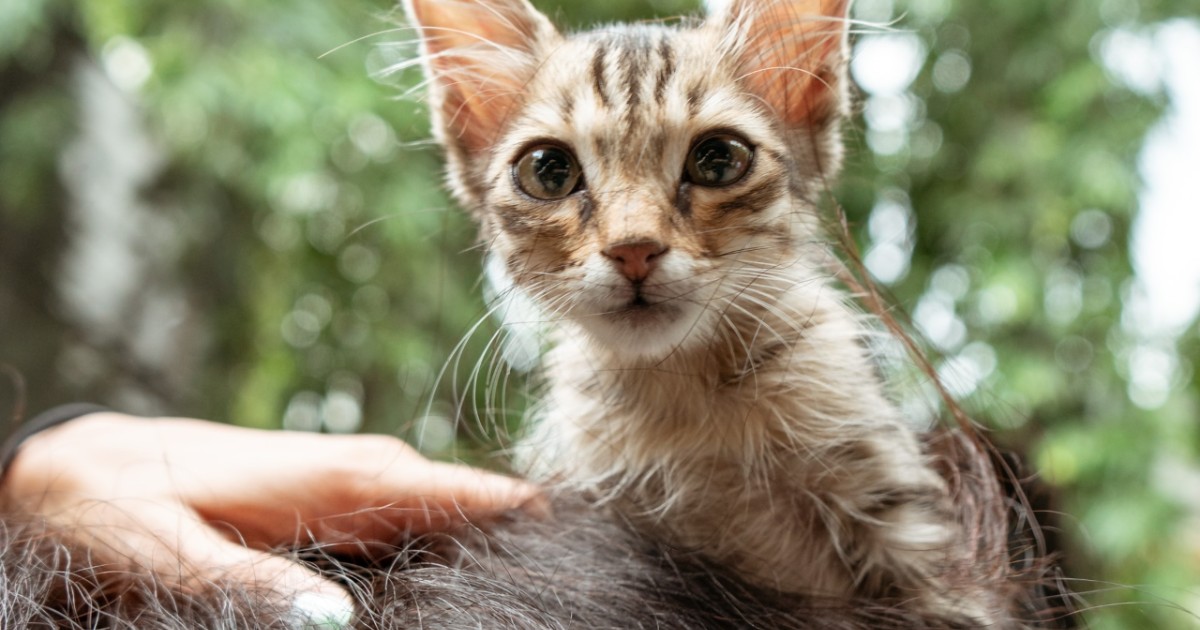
[288, 592, 354, 629]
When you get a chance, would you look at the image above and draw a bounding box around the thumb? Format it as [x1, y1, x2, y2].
[210, 545, 356, 630]
[167, 514, 356, 629]
[64, 499, 356, 629]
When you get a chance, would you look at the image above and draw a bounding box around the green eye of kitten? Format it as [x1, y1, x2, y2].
[514, 145, 582, 200]
[685, 134, 753, 187]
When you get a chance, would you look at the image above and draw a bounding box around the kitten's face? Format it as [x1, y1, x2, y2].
[483, 29, 803, 357]
[408, 0, 848, 359]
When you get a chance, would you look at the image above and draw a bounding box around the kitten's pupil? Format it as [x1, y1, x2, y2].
[515, 145, 582, 200]
[533, 150, 570, 190]
[686, 135, 753, 187]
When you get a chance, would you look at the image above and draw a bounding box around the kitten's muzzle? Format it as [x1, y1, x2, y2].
[602, 239, 668, 284]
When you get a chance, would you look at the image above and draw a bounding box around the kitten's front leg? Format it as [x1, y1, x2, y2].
[832, 435, 1004, 626]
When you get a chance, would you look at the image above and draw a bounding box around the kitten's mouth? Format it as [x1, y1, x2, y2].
[608, 290, 678, 326]
[621, 285, 660, 311]
[579, 284, 700, 354]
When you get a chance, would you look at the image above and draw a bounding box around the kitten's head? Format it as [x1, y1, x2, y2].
[407, 0, 850, 360]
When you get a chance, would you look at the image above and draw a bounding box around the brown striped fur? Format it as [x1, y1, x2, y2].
[406, 0, 1043, 626]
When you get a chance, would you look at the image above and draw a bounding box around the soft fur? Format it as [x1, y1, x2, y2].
[406, 0, 1010, 623]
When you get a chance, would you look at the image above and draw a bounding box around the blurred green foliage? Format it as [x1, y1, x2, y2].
[1, 0, 1197, 626]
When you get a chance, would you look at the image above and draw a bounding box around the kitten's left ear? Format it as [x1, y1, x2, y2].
[709, 0, 851, 129]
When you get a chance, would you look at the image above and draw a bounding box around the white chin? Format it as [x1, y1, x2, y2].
[577, 302, 710, 359]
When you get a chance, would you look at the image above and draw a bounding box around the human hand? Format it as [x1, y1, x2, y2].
[0, 412, 542, 628]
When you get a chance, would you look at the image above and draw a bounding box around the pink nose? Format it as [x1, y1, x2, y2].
[602, 239, 667, 283]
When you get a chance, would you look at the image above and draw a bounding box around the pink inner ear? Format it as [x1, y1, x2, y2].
[409, 0, 552, 154]
[430, 55, 520, 154]
[733, 0, 848, 127]
[413, 0, 539, 52]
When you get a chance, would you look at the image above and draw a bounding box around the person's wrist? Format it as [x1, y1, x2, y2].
[0, 412, 115, 508]
[1, 403, 111, 486]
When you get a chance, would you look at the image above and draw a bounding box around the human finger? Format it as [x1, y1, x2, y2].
[292, 460, 546, 554]
[192, 433, 544, 542]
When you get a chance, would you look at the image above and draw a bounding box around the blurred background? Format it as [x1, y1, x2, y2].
[1, 0, 1197, 626]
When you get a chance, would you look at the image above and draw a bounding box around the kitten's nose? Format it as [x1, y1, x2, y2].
[603, 239, 667, 283]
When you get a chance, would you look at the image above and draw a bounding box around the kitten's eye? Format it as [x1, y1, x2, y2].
[514, 145, 583, 200]
[685, 134, 753, 187]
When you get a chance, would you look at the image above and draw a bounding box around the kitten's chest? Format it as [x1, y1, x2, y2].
[546, 353, 785, 460]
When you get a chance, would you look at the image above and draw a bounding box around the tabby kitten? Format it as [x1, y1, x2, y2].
[407, 0, 1004, 624]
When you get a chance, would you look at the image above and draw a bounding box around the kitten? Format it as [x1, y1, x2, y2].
[0, 2, 1063, 627]
[406, 0, 1013, 624]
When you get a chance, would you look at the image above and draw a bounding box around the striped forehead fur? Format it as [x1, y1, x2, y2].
[403, 0, 851, 214]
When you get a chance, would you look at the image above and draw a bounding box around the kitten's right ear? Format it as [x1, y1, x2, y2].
[406, 0, 558, 168]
